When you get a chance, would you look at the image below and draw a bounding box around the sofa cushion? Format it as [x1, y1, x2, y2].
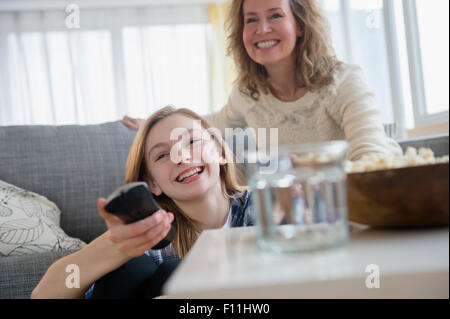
[0, 180, 86, 257]
[0, 121, 137, 243]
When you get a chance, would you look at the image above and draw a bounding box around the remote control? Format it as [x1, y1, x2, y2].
[104, 182, 174, 250]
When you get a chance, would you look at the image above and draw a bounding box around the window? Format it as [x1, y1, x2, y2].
[324, 0, 394, 124]
[416, 0, 449, 115]
[0, 4, 211, 125]
[0, 0, 448, 133]
[322, 0, 449, 136]
[122, 24, 211, 119]
[402, 0, 449, 128]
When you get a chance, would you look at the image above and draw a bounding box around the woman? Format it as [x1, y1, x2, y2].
[123, 0, 401, 160]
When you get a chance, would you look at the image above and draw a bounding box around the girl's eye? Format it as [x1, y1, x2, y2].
[245, 18, 257, 24]
[190, 139, 200, 145]
[180, 138, 200, 150]
[185, 138, 200, 146]
[156, 153, 168, 161]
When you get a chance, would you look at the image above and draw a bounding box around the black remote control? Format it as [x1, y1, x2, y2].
[104, 182, 174, 250]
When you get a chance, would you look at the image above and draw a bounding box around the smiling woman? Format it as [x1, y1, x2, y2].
[242, 1, 302, 71]
[202, 0, 403, 162]
[227, 0, 337, 102]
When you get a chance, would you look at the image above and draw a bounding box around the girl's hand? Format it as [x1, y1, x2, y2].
[97, 198, 174, 257]
[121, 116, 145, 131]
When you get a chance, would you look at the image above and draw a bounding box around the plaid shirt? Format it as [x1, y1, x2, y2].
[85, 190, 254, 298]
[145, 190, 255, 265]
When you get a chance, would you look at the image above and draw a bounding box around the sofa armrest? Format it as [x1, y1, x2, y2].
[0, 250, 78, 299]
[398, 134, 449, 157]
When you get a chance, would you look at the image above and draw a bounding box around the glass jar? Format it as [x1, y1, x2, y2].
[245, 140, 349, 253]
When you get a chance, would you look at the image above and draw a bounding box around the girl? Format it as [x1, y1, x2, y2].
[123, 0, 402, 160]
[32, 106, 254, 299]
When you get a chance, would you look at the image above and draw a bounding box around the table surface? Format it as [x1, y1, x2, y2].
[163, 223, 449, 298]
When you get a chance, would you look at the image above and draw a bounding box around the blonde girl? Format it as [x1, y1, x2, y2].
[32, 106, 254, 299]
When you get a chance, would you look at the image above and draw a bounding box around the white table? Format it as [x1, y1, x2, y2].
[163, 224, 449, 298]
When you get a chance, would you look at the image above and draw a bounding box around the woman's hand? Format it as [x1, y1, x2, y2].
[97, 198, 174, 257]
[122, 116, 145, 131]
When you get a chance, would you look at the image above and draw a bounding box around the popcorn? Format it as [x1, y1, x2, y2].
[344, 147, 449, 173]
[405, 147, 417, 157]
[418, 147, 434, 159]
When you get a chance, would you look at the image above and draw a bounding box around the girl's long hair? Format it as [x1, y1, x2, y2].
[124, 106, 248, 258]
[227, 0, 341, 100]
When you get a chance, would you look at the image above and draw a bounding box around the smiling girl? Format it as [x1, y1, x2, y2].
[32, 106, 254, 299]
[126, 107, 252, 259]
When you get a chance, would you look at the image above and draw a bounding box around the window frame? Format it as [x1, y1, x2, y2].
[383, 0, 407, 138]
[402, 0, 449, 128]
[329, 0, 448, 135]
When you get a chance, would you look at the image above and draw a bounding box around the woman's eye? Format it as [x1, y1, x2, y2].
[245, 18, 257, 24]
[271, 13, 283, 19]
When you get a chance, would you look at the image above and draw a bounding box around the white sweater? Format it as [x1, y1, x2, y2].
[206, 63, 402, 161]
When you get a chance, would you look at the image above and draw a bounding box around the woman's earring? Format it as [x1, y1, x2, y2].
[219, 156, 227, 166]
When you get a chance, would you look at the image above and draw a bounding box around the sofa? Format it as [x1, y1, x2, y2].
[0, 121, 136, 299]
[0, 120, 448, 299]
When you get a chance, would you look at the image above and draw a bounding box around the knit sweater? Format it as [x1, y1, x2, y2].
[205, 63, 402, 161]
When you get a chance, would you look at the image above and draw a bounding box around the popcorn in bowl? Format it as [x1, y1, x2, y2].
[344, 147, 450, 173]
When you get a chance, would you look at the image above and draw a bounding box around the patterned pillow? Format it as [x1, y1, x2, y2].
[0, 180, 86, 256]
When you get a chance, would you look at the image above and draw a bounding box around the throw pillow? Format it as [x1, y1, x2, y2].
[0, 180, 86, 256]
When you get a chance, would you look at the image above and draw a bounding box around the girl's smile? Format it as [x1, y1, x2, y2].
[175, 165, 205, 184]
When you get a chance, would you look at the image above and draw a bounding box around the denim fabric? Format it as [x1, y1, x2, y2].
[144, 190, 255, 266]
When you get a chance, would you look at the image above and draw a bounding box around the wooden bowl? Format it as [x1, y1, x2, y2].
[346, 162, 449, 228]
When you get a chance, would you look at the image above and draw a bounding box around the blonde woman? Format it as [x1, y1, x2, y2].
[32, 106, 254, 299]
[123, 0, 401, 160]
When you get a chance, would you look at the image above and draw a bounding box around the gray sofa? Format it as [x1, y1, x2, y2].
[0, 120, 448, 298]
[0, 121, 136, 299]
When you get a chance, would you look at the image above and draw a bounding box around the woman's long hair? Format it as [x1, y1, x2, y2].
[227, 0, 341, 100]
[124, 106, 248, 258]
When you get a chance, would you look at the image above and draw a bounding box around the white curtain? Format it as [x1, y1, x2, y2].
[3, 1, 446, 130]
[323, 0, 394, 125]
[0, 5, 211, 125]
